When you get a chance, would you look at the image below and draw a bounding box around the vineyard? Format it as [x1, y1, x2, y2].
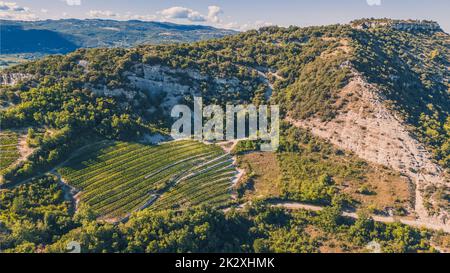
[57, 140, 237, 220]
[0, 131, 19, 173]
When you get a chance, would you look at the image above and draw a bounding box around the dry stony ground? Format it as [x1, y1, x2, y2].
[288, 73, 450, 230]
[238, 150, 411, 214]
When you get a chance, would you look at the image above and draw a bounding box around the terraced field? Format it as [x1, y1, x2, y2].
[57, 140, 237, 220]
[0, 131, 19, 173]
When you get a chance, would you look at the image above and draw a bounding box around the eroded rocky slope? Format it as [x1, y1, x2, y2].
[289, 72, 449, 228]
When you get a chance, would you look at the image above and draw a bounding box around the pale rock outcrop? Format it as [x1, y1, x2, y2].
[352, 19, 442, 33]
[0, 73, 33, 86]
[124, 64, 253, 113]
[289, 73, 450, 229]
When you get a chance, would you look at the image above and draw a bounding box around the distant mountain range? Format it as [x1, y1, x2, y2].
[0, 19, 236, 55]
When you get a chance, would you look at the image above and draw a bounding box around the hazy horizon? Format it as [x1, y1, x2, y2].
[0, 0, 449, 32]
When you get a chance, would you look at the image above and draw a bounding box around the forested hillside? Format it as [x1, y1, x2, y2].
[0, 19, 449, 253]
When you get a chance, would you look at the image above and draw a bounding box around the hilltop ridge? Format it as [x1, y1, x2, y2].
[351, 18, 443, 32]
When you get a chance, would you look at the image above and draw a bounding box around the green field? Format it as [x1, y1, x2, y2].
[0, 131, 19, 173]
[57, 140, 236, 219]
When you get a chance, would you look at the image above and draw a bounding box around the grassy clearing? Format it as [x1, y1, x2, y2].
[58, 140, 236, 219]
[236, 152, 282, 201]
[235, 149, 411, 214]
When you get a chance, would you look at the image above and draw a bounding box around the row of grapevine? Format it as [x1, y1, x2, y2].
[58, 140, 237, 219]
[0, 132, 19, 172]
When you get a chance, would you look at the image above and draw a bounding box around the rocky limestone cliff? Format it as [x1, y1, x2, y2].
[352, 19, 442, 33]
[0, 63, 263, 116]
[123, 64, 260, 113]
[0, 73, 33, 86]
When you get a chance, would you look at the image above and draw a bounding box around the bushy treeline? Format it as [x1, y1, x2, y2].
[0, 175, 76, 252]
[0, 175, 440, 253]
[0, 127, 89, 185]
[41, 203, 445, 254]
[276, 124, 366, 206]
[0, 69, 148, 184]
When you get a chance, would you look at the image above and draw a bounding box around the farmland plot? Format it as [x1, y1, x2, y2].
[58, 140, 237, 220]
[0, 131, 19, 173]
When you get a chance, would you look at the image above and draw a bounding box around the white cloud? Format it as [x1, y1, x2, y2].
[159, 6, 206, 22]
[0, 1, 27, 12]
[235, 20, 274, 31]
[85, 10, 158, 21]
[122, 12, 157, 21]
[0, 1, 38, 20]
[366, 0, 382, 6]
[158, 5, 227, 24]
[0, 2, 267, 30]
[207, 6, 223, 23]
[65, 0, 81, 6]
[0, 11, 38, 20]
[158, 5, 270, 31]
[88, 10, 119, 18]
[220, 22, 239, 29]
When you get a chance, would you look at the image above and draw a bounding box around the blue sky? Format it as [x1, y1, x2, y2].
[1, 0, 449, 32]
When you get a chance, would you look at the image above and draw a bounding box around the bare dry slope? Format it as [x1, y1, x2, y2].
[288, 73, 450, 230]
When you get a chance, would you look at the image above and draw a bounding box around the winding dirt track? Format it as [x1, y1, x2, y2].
[225, 200, 450, 233]
[271, 202, 450, 233]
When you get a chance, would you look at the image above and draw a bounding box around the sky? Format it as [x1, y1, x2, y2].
[0, 0, 449, 32]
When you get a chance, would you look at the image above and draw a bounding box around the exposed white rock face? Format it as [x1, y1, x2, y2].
[0, 73, 33, 86]
[352, 20, 442, 33]
[77, 60, 89, 73]
[141, 133, 169, 144]
[124, 64, 251, 113]
[127, 64, 198, 98]
[289, 73, 450, 229]
[1, 64, 263, 118]
[77, 60, 88, 68]
[83, 64, 262, 118]
[392, 22, 441, 32]
[88, 85, 138, 100]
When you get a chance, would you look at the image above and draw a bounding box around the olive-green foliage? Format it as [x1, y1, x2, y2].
[280, 50, 351, 121]
[277, 125, 366, 205]
[232, 140, 258, 155]
[0, 175, 75, 252]
[1, 191, 435, 253]
[46, 206, 252, 253]
[1, 127, 96, 185]
[248, 204, 435, 253]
